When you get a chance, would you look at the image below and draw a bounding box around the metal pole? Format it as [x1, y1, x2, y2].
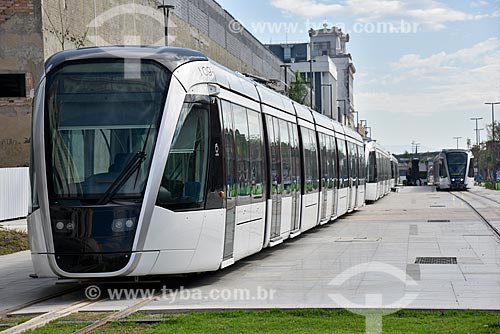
[453, 136, 462, 149]
[485, 102, 500, 141]
[158, 3, 175, 47]
[471, 117, 483, 147]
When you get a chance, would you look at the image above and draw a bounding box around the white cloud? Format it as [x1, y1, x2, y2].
[470, 0, 489, 8]
[356, 38, 500, 116]
[270, 0, 498, 31]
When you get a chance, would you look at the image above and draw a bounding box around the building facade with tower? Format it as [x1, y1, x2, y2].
[267, 25, 357, 129]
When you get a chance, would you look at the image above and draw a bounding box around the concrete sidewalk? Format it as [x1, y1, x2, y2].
[0, 218, 28, 233]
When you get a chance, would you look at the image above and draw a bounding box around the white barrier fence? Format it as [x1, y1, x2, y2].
[0, 168, 29, 221]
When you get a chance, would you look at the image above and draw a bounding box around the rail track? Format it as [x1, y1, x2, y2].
[450, 191, 500, 240]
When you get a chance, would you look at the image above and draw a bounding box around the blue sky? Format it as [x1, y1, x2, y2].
[216, 0, 500, 153]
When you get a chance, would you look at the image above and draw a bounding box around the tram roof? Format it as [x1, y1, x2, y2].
[45, 46, 208, 73]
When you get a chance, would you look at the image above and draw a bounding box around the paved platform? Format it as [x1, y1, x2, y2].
[0, 218, 28, 233]
[3, 186, 500, 314]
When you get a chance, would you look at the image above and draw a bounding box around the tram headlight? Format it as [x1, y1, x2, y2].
[55, 221, 65, 230]
[112, 218, 125, 232]
[460, 178, 464, 182]
[112, 218, 135, 232]
[66, 222, 74, 231]
[451, 178, 455, 182]
[125, 219, 134, 229]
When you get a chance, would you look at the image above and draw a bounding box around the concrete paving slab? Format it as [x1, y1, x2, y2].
[0, 218, 27, 233]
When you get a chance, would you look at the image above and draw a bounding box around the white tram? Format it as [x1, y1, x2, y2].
[365, 140, 395, 202]
[29, 47, 373, 278]
[433, 150, 474, 191]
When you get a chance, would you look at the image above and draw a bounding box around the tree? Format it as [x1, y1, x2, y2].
[487, 121, 500, 142]
[288, 71, 309, 106]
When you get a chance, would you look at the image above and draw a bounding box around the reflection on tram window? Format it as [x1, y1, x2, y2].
[157, 100, 209, 211]
[301, 127, 319, 194]
[45, 59, 169, 200]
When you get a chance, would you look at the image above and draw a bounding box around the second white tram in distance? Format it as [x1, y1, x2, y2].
[433, 150, 474, 191]
[365, 140, 398, 202]
[29, 47, 395, 278]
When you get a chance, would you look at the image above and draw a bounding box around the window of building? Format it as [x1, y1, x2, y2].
[0, 74, 26, 98]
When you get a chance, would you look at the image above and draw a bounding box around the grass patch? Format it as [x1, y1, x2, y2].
[0, 316, 32, 331]
[0, 227, 28, 255]
[25, 309, 500, 334]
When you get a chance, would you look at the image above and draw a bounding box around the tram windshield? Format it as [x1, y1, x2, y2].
[446, 152, 467, 178]
[45, 59, 170, 200]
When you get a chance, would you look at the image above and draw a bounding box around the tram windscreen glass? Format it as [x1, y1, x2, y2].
[45, 59, 170, 200]
[446, 152, 467, 178]
[156, 99, 209, 211]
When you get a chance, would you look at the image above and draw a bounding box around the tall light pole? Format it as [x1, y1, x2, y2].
[471, 117, 483, 147]
[485, 102, 500, 141]
[158, 2, 175, 46]
[453, 136, 462, 149]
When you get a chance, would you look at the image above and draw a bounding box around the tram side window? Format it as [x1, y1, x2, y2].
[359, 145, 366, 184]
[301, 127, 319, 193]
[233, 104, 251, 205]
[289, 123, 302, 194]
[468, 158, 474, 178]
[247, 110, 265, 201]
[319, 134, 328, 191]
[222, 101, 237, 200]
[439, 159, 446, 177]
[348, 142, 357, 185]
[157, 100, 209, 211]
[368, 151, 376, 183]
[267, 116, 282, 198]
[279, 119, 292, 197]
[327, 135, 336, 189]
[329, 137, 339, 188]
[337, 139, 348, 188]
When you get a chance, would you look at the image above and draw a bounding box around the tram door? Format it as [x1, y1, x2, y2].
[289, 123, 301, 232]
[330, 136, 338, 218]
[319, 134, 328, 221]
[267, 116, 282, 239]
[222, 102, 236, 260]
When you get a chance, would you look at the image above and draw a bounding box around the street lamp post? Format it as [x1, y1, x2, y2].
[485, 102, 500, 141]
[158, 2, 175, 46]
[471, 117, 483, 147]
[320, 84, 333, 119]
[453, 136, 462, 149]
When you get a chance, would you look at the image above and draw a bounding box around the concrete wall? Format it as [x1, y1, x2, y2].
[168, 0, 285, 81]
[41, 0, 165, 59]
[0, 0, 43, 168]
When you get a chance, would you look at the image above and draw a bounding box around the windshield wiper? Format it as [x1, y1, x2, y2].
[97, 151, 147, 205]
